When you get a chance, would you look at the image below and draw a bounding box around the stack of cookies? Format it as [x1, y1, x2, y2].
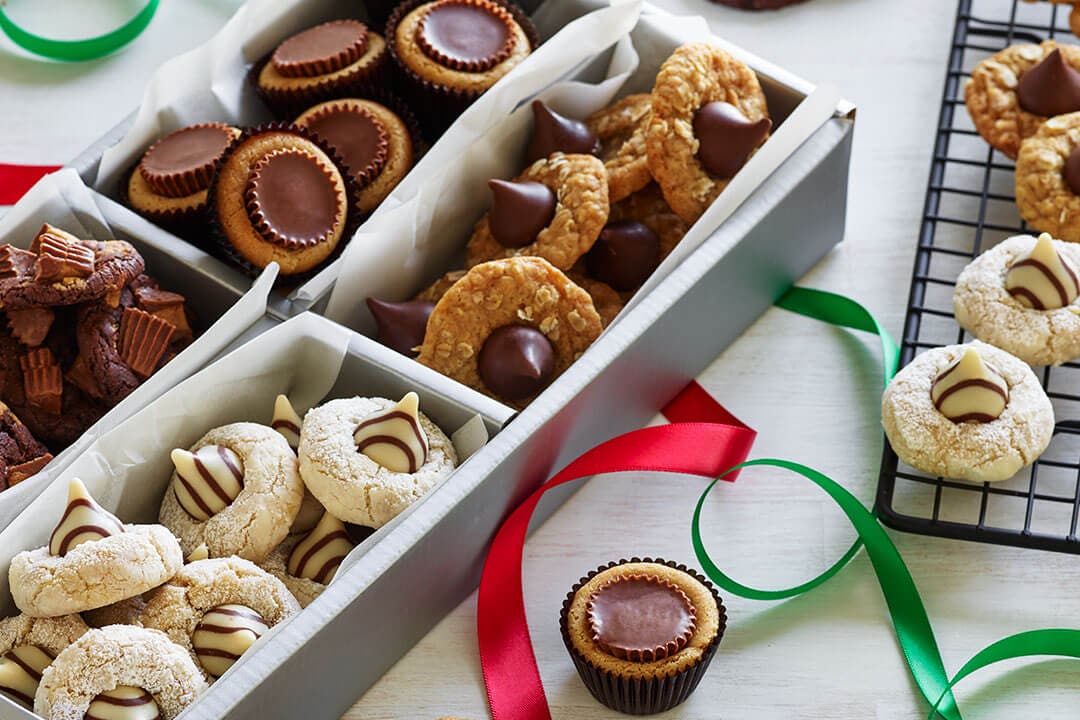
[364, 43, 774, 408]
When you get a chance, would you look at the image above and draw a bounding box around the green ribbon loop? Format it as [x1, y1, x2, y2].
[0, 0, 159, 61]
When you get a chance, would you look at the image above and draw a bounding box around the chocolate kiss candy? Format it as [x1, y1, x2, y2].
[1004, 232, 1079, 310]
[85, 686, 160, 720]
[49, 478, 125, 557]
[692, 101, 772, 179]
[526, 100, 600, 163]
[1065, 145, 1080, 196]
[366, 297, 435, 358]
[488, 179, 556, 248]
[586, 220, 662, 291]
[930, 348, 1009, 424]
[478, 325, 555, 401]
[0, 645, 52, 709]
[1017, 49, 1080, 117]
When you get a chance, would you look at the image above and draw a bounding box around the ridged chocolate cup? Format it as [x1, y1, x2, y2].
[559, 557, 727, 715]
[204, 122, 364, 284]
[385, 0, 539, 137]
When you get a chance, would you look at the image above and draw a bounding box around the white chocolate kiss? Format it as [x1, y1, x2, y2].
[171, 445, 245, 522]
[930, 348, 1009, 423]
[186, 543, 210, 563]
[1005, 233, 1080, 311]
[0, 645, 52, 709]
[271, 394, 302, 451]
[48, 478, 125, 557]
[287, 511, 354, 584]
[353, 392, 429, 473]
[192, 604, 268, 678]
[84, 685, 160, 720]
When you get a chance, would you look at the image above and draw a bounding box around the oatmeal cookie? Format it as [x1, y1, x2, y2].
[1016, 112, 1080, 241]
[585, 94, 653, 203]
[465, 153, 609, 270]
[646, 44, 770, 224]
[567, 273, 622, 327]
[415, 270, 467, 303]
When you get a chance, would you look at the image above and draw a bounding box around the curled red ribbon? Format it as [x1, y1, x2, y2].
[0, 164, 60, 205]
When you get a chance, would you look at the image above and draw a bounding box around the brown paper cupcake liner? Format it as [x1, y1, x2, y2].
[121, 160, 218, 252]
[204, 122, 364, 285]
[559, 557, 727, 716]
[385, 0, 539, 137]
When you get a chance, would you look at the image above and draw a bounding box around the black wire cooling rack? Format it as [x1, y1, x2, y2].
[875, 0, 1080, 554]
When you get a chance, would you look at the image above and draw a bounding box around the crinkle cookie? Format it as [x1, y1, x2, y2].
[465, 153, 609, 271]
[159, 422, 303, 563]
[299, 392, 456, 527]
[1015, 112, 1080, 241]
[954, 233, 1080, 366]
[260, 511, 355, 607]
[965, 41, 1080, 159]
[882, 341, 1054, 483]
[646, 43, 770, 224]
[417, 257, 603, 408]
[35, 625, 208, 720]
[0, 613, 88, 709]
[10, 479, 183, 617]
[139, 557, 299, 681]
[585, 94, 653, 203]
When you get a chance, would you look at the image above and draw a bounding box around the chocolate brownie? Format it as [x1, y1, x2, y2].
[0, 402, 51, 489]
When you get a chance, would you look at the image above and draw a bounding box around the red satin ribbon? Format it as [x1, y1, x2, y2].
[0, 163, 60, 205]
[477, 380, 755, 720]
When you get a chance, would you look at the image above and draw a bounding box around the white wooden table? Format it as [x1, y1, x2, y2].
[5, 1, 1080, 718]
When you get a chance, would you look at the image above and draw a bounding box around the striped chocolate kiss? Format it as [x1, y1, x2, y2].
[287, 511, 354, 585]
[1005, 233, 1080, 311]
[84, 685, 160, 720]
[353, 392, 429, 474]
[0, 645, 52, 709]
[192, 605, 269, 679]
[48, 478, 125, 557]
[271, 394, 302, 452]
[930, 348, 1009, 424]
[171, 445, 245, 522]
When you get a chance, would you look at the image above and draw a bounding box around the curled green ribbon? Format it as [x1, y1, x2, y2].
[0, 0, 159, 61]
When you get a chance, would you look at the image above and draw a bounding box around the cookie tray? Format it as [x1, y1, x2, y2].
[0, 169, 277, 529]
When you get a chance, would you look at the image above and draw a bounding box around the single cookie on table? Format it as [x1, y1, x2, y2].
[126, 123, 242, 229]
[298, 392, 457, 527]
[270, 394, 323, 535]
[1016, 112, 1080, 241]
[527, 100, 600, 165]
[0, 613, 87, 710]
[954, 233, 1080, 366]
[139, 557, 299, 681]
[0, 402, 52, 491]
[0, 224, 144, 310]
[647, 44, 771, 224]
[158, 422, 303, 563]
[295, 97, 417, 214]
[255, 20, 389, 116]
[260, 511, 355, 607]
[209, 124, 357, 276]
[35, 625, 208, 720]
[882, 341, 1054, 483]
[417, 257, 603, 407]
[10, 479, 183, 617]
[561, 558, 725, 715]
[586, 94, 653, 203]
[465, 153, 609, 271]
[966, 41, 1080, 159]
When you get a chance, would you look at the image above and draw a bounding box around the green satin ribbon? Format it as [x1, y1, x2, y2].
[693, 287, 1080, 718]
[0, 0, 159, 61]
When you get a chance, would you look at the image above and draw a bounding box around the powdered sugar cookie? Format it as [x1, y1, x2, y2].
[10, 479, 183, 617]
[158, 422, 303, 563]
[298, 392, 456, 527]
[954, 233, 1080, 366]
[0, 614, 88, 710]
[260, 511, 355, 607]
[35, 625, 207, 720]
[139, 557, 299, 681]
[882, 341, 1053, 483]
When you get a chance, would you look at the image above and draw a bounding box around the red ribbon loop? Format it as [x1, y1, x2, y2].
[0, 164, 60, 205]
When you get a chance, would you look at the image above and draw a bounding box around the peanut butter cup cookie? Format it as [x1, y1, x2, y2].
[465, 153, 609, 271]
[1016, 112, 1080, 241]
[10, 479, 183, 617]
[158, 422, 303, 563]
[882, 341, 1054, 483]
[260, 511, 355, 607]
[0, 613, 87, 710]
[646, 44, 771, 224]
[298, 392, 457, 527]
[966, 41, 1080, 159]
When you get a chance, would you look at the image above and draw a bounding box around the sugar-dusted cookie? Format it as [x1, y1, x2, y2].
[882, 341, 1054, 483]
[646, 44, 771, 224]
[159, 422, 303, 563]
[10, 479, 183, 617]
[260, 511, 355, 607]
[417, 257, 603, 407]
[0, 613, 87, 710]
[1016, 112, 1080, 242]
[299, 393, 457, 527]
[465, 153, 609, 271]
[35, 625, 207, 720]
[585, 94, 653, 203]
[966, 41, 1080, 159]
[139, 557, 299, 681]
[954, 233, 1080, 366]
